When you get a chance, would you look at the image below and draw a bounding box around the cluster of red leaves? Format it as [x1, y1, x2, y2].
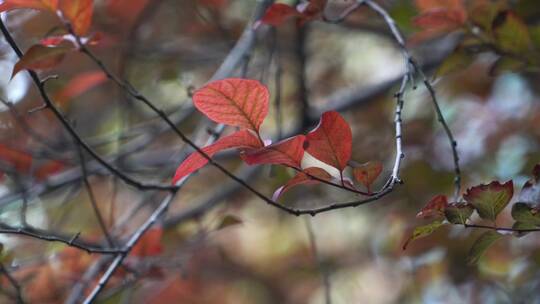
[256, 0, 328, 28]
[412, 0, 467, 41]
[2, 0, 97, 78]
[173, 78, 383, 200]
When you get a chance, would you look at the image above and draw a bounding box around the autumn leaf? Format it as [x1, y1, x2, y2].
[413, 8, 466, 29]
[467, 231, 502, 265]
[0, 0, 58, 12]
[193, 78, 269, 132]
[402, 220, 444, 250]
[242, 135, 305, 169]
[492, 10, 532, 54]
[352, 161, 382, 192]
[415, 0, 464, 12]
[55, 71, 107, 106]
[463, 180, 513, 222]
[34, 160, 65, 181]
[257, 3, 300, 27]
[416, 194, 448, 219]
[297, 0, 327, 23]
[172, 130, 262, 184]
[305, 111, 352, 172]
[0, 144, 33, 173]
[59, 0, 94, 36]
[11, 44, 72, 78]
[130, 227, 164, 257]
[272, 167, 332, 200]
[444, 202, 474, 225]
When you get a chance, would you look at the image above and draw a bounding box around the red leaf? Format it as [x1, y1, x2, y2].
[0, 144, 33, 173]
[413, 8, 466, 29]
[130, 227, 163, 258]
[297, 0, 327, 23]
[352, 161, 383, 192]
[172, 130, 262, 184]
[34, 160, 65, 181]
[258, 3, 300, 27]
[11, 44, 72, 78]
[242, 135, 305, 168]
[55, 71, 107, 106]
[273, 167, 331, 200]
[59, 0, 93, 36]
[0, 0, 58, 12]
[193, 78, 269, 132]
[464, 180, 514, 221]
[415, 0, 464, 12]
[416, 195, 448, 219]
[305, 111, 352, 172]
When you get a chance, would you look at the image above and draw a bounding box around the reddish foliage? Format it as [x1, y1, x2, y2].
[193, 78, 269, 132]
[416, 195, 448, 219]
[0, 144, 33, 173]
[273, 167, 332, 200]
[59, 0, 93, 36]
[11, 44, 72, 78]
[258, 3, 300, 27]
[173, 130, 263, 184]
[130, 227, 164, 258]
[0, 0, 58, 12]
[464, 180, 514, 221]
[55, 71, 107, 106]
[242, 135, 306, 168]
[305, 111, 352, 172]
[352, 161, 383, 193]
[413, 8, 467, 29]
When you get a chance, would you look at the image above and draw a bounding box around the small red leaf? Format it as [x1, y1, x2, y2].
[352, 161, 383, 192]
[59, 0, 93, 36]
[0, 0, 58, 12]
[258, 3, 300, 27]
[130, 227, 163, 258]
[305, 111, 352, 172]
[193, 78, 269, 132]
[172, 130, 262, 184]
[416, 195, 448, 219]
[273, 167, 331, 200]
[11, 44, 72, 78]
[242, 135, 305, 168]
[413, 8, 466, 29]
[55, 71, 107, 105]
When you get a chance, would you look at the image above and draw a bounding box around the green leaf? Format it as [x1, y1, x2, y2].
[492, 10, 532, 53]
[402, 220, 444, 250]
[512, 221, 538, 238]
[464, 181, 513, 222]
[435, 48, 474, 78]
[444, 203, 474, 225]
[511, 203, 540, 226]
[216, 215, 242, 230]
[467, 231, 503, 265]
[489, 57, 527, 76]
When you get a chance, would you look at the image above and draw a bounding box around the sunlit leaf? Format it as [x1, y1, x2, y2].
[305, 111, 352, 172]
[492, 10, 532, 53]
[11, 44, 72, 78]
[352, 161, 382, 192]
[444, 202, 474, 225]
[467, 231, 502, 265]
[402, 220, 444, 250]
[172, 130, 262, 184]
[272, 167, 332, 200]
[242, 135, 305, 169]
[59, 0, 93, 36]
[463, 180, 513, 221]
[416, 194, 448, 219]
[193, 78, 269, 132]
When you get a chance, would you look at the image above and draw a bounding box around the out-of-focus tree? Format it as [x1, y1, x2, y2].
[0, 0, 539, 303]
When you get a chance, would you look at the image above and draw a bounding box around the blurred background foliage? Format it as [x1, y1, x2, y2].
[0, 0, 539, 303]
